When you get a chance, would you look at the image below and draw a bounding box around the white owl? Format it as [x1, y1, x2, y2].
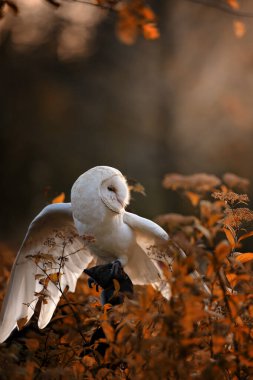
[0, 166, 171, 343]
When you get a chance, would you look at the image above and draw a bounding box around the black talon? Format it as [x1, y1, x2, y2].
[88, 277, 99, 291]
[84, 262, 134, 306]
[110, 259, 123, 277]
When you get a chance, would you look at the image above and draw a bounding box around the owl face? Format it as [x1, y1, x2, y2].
[100, 174, 130, 213]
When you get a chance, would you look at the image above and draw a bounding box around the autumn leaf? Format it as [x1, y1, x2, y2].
[48, 272, 62, 284]
[82, 355, 97, 368]
[25, 338, 40, 351]
[185, 191, 200, 207]
[238, 230, 253, 242]
[101, 320, 115, 342]
[72, 361, 85, 375]
[39, 277, 50, 287]
[226, 0, 240, 10]
[116, 324, 131, 344]
[26, 361, 38, 380]
[52, 192, 65, 203]
[234, 252, 253, 263]
[138, 5, 155, 22]
[227, 273, 251, 288]
[215, 240, 231, 261]
[223, 226, 236, 250]
[233, 21, 246, 39]
[17, 316, 28, 330]
[142, 23, 160, 40]
[212, 335, 226, 354]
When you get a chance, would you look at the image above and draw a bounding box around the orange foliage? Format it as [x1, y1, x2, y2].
[52, 192, 65, 203]
[233, 20, 246, 39]
[1, 172, 253, 379]
[115, 0, 159, 44]
[227, 0, 240, 10]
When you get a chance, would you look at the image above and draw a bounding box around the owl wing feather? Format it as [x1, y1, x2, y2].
[0, 203, 93, 343]
[123, 212, 171, 299]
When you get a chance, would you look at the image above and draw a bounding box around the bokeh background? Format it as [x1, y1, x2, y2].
[1, 0, 253, 245]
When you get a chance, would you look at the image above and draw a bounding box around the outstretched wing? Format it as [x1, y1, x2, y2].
[123, 212, 171, 299]
[123, 211, 169, 250]
[0, 203, 93, 343]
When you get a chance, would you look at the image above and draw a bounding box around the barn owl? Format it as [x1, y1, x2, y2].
[0, 166, 171, 343]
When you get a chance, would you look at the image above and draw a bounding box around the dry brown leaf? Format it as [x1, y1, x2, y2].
[48, 272, 62, 284]
[17, 316, 28, 330]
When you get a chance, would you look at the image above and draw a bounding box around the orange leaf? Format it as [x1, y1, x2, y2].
[25, 338, 40, 351]
[227, 0, 240, 10]
[17, 316, 28, 330]
[212, 335, 226, 354]
[235, 252, 253, 263]
[226, 273, 237, 284]
[233, 21, 246, 39]
[226, 273, 251, 287]
[139, 6, 155, 21]
[116, 325, 131, 344]
[185, 191, 200, 207]
[223, 227, 236, 250]
[142, 23, 160, 40]
[52, 192, 65, 204]
[101, 320, 115, 342]
[238, 230, 253, 242]
[215, 240, 231, 261]
[48, 272, 62, 284]
[239, 355, 253, 367]
[248, 305, 253, 317]
[26, 361, 38, 380]
[72, 362, 85, 375]
[82, 355, 96, 368]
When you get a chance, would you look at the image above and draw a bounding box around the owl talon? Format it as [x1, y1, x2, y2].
[110, 260, 123, 277]
[88, 277, 100, 291]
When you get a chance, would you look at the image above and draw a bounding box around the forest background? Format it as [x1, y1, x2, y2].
[1, 1, 253, 379]
[1, 0, 253, 243]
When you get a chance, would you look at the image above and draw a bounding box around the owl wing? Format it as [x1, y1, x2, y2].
[123, 212, 211, 297]
[0, 203, 93, 343]
[123, 212, 171, 299]
[123, 211, 169, 248]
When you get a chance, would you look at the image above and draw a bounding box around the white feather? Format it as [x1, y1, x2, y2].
[0, 166, 172, 342]
[0, 203, 92, 342]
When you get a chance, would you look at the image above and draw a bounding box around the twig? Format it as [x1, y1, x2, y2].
[171, 240, 212, 296]
[213, 252, 242, 378]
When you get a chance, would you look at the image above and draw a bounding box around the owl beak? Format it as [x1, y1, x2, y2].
[116, 196, 126, 209]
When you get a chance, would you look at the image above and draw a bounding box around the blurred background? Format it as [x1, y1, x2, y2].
[1, 0, 253, 245]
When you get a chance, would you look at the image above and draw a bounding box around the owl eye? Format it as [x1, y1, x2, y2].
[107, 186, 116, 192]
